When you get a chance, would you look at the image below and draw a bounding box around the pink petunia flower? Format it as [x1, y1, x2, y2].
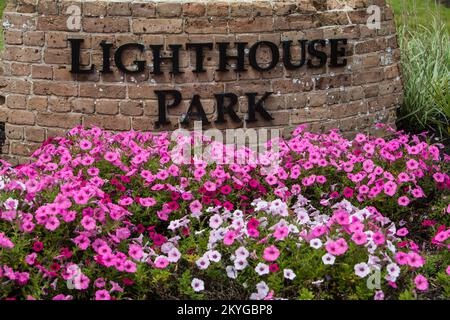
[414, 274, 429, 291]
[396, 228, 409, 237]
[263, 245, 280, 262]
[397, 196, 410, 207]
[154, 256, 169, 269]
[95, 290, 111, 300]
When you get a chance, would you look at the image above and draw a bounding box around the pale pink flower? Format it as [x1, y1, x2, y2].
[273, 226, 289, 240]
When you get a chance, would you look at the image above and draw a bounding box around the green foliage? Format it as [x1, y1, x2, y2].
[388, 0, 450, 32]
[399, 290, 415, 300]
[435, 272, 450, 298]
[389, 1, 450, 141]
[397, 18, 450, 140]
[297, 288, 315, 300]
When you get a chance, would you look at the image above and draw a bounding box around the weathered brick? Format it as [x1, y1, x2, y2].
[83, 2, 106, 17]
[72, 98, 95, 114]
[182, 2, 206, 17]
[79, 84, 126, 99]
[132, 18, 183, 34]
[10, 142, 40, 156]
[82, 17, 130, 33]
[43, 48, 71, 64]
[46, 32, 68, 48]
[230, 2, 253, 17]
[274, 15, 315, 31]
[307, 92, 328, 107]
[331, 101, 368, 118]
[96, 100, 119, 115]
[37, 16, 72, 31]
[120, 101, 143, 116]
[206, 2, 229, 16]
[157, 2, 182, 17]
[36, 112, 81, 128]
[253, 2, 273, 16]
[31, 65, 52, 79]
[291, 107, 330, 123]
[53, 66, 75, 81]
[185, 18, 228, 34]
[6, 125, 24, 140]
[130, 2, 156, 17]
[46, 127, 66, 139]
[11, 63, 31, 76]
[37, 0, 58, 14]
[246, 111, 289, 128]
[27, 96, 48, 111]
[3, 47, 41, 63]
[272, 78, 314, 93]
[107, 2, 131, 16]
[4, 79, 32, 94]
[316, 74, 352, 90]
[143, 100, 159, 116]
[355, 39, 386, 54]
[273, 2, 297, 15]
[384, 65, 400, 79]
[48, 97, 71, 113]
[34, 81, 77, 96]
[83, 115, 131, 131]
[6, 94, 27, 110]
[4, 30, 23, 45]
[8, 109, 35, 125]
[25, 127, 46, 142]
[229, 17, 274, 33]
[132, 117, 160, 131]
[353, 69, 384, 85]
[16, 0, 38, 13]
[23, 31, 45, 46]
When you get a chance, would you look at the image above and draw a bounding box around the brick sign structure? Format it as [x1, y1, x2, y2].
[0, 0, 404, 164]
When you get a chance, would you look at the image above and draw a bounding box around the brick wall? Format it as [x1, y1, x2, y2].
[0, 0, 403, 164]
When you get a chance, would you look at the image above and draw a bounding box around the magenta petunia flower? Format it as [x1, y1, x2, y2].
[263, 245, 280, 262]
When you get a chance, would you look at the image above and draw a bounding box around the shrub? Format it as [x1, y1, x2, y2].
[396, 17, 450, 141]
[0, 125, 449, 300]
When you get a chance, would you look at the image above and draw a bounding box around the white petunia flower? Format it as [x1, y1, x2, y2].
[386, 263, 400, 278]
[235, 246, 249, 259]
[195, 256, 210, 270]
[226, 265, 237, 279]
[283, 269, 296, 280]
[167, 247, 181, 263]
[309, 238, 323, 249]
[256, 281, 269, 296]
[354, 262, 371, 278]
[209, 214, 223, 229]
[234, 258, 248, 271]
[191, 278, 204, 292]
[206, 250, 221, 263]
[322, 253, 336, 265]
[255, 263, 270, 276]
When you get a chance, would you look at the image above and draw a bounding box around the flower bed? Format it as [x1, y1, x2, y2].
[0, 125, 449, 300]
